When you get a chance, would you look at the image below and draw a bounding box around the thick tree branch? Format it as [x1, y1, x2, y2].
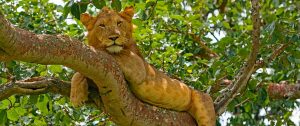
[268, 83, 300, 99]
[0, 11, 197, 125]
[214, 0, 260, 115]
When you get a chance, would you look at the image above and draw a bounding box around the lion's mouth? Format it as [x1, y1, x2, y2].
[106, 44, 123, 53]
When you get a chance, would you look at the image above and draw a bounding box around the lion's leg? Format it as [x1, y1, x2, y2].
[70, 72, 89, 107]
[187, 90, 216, 126]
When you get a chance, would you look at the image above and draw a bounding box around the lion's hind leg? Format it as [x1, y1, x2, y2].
[187, 90, 216, 126]
[70, 72, 89, 107]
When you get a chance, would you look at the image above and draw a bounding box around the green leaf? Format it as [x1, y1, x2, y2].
[29, 95, 39, 104]
[186, 66, 193, 74]
[63, 1, 73, 19]
[49, 65, 63, 73]
[111, 0, 122, 11]
[15, 107, 26, 116]
[34, 117, 47, 125]
[0, 100, 10, 109]
[237, 48, 249, 58]
[69, 1, 88, 19]
[132, 19, 143, 28]
[62, 114, 71, 125]
[71, 3, 80, 19]
[145, 0, 156, 8]
[0, 110, 7, 125]
[7, 109, 19, 121]
[9, 96, 16, 105]
[36, 65, 47, 73]
[36, 95, 49, 115]
[222, 21, 230, 29]
[244, 103, 251, 112]
[258, 88, 267, 104]
[245, 25, 253, 30]
[79, 2, 88, 14]
[92, 0, 106, 9]
[170, 15, 184, 21]
[283, 111, 292, 119]
[219, 36, 234, 48]
[183, 53, 193, 58]
[54, 111, 63, 124]
[188, 14, 201, 21]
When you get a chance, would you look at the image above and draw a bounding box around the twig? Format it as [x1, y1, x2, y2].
[190, 33, 219, 58]
[88, 112, 106, 122]
[234, 98, 250, 108]
[146, 0, 158, 20]
[209, 31, 220, 42]
[210, 76, 232, 94]
[2, 62, 15, 81]
[255, 43, 290, 70]
[77, 1, 91, 5]
[218, 0, 228, 13]
[62, 106, 75, 120]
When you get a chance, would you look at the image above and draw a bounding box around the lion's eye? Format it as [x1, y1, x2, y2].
[117, 21, 122, 26]
[99, 24, 105, 28]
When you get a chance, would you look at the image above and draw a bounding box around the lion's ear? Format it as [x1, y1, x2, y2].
[120, 6, 134, 22]
[80, 13, 96, 31]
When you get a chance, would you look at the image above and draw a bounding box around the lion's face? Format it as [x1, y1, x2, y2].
[81, 7, 135, 53]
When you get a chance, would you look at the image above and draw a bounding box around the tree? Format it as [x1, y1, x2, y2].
[0, 0, 299, 125]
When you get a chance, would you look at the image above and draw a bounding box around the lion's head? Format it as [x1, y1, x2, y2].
[80, 7, 135, 53]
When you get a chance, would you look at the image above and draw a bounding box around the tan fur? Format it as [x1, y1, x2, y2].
[71, 72, 88, 107]
[70, 7, 216, 126]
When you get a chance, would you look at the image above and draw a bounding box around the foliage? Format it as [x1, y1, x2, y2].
[0, 0, 299, 125]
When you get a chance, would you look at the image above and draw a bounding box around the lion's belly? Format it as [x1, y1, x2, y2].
[132, 76, 192, 111]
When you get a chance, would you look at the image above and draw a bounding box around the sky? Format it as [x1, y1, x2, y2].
[49, 0, 64, 5]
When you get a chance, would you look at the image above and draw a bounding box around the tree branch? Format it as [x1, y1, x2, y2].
[190, 33, 219, 58]
[255, 43, 290, 70]
[0, 10, 197, 125]
[218, 0, 228, 13]
[268, 83, 300, 99]
[0, 77, 101, 106]
[214, 0, 260, 115]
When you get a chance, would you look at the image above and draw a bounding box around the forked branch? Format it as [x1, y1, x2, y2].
[214, 0, 260, 115]
[0, 77, 101, 106]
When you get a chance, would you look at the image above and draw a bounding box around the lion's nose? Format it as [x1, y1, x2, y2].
[109, 36, 119, 41]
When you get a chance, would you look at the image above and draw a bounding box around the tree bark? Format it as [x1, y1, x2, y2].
[0, 77, 102, 107]
[0, 11, 196, 125]
[268, 83, 300, 99]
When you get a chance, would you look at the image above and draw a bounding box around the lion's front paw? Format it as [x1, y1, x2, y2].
[71, 72, 89, 107]
[70, 87, 88, 107]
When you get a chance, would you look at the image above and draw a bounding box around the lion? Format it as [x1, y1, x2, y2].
[70, 7, 216, 126]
